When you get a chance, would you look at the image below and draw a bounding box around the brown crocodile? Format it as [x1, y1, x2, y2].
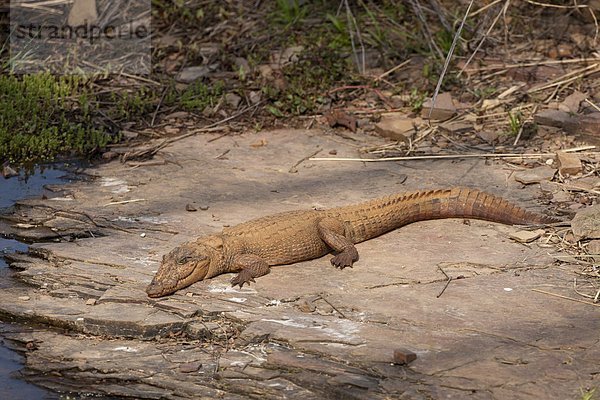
[146, 187, 558, 297]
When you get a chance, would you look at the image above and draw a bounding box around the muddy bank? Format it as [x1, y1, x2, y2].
[0, 130, 597, 399]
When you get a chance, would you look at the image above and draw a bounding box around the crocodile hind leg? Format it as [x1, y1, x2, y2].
[317, 217, 359, 269]
[230, 254, 270, 288]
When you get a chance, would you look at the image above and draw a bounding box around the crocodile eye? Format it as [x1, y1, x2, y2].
[177, 256, 193, 264]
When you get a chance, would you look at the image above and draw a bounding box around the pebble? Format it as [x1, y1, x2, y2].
[393, 348, 417, 365]
[509, 229, 545, 243]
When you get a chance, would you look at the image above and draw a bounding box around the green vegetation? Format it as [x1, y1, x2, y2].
[581, 388, 597, 400]
[265, 50, 352, 116]
[1, 2, 481, 163]
[176, 80, 225, 112]
[408, 88, 427, 112]
[0, 73, 118, 164]
[271, 0, 307, 27]
[508, 110, 523, 136]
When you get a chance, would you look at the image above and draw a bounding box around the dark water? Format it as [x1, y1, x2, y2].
[0, 165, 71, 399]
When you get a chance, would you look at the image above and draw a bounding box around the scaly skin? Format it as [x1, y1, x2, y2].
[146, 188, 558, 297]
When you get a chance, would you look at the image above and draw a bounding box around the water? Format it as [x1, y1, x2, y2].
[0, 166, 68, 209]
[0, 164, 71, 399]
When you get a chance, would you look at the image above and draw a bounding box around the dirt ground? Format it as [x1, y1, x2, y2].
[0, 128, 597, 399]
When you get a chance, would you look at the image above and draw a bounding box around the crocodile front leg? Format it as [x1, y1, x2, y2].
[317, 217, 359, 269]
[230, 254, 271, 288]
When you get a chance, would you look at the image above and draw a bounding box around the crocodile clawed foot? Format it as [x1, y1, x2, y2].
[231, 270, 256, 288]
[330, 253, 354, 269]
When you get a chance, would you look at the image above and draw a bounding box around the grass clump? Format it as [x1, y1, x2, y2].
[174, 80, 225, 112]
[0, 73, 118, 164]
[265, 49, 354, 116]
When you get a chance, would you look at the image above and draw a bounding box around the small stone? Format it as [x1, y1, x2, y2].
[481, 99, 502, 111]
[102, 151, 118, 160]
[534, 109, 575, 129]
[140, 233, 146, 238]
[122, 130, 139, 140]
[248, 91, 261, 105]
[199, 205, 209, 211]
[164, 111, 190, 120]
[2, 162, 18, 178]
[258, 64, 275, 80]
[556, 151, 582, 176]
[325, 110, 357, 132]
[374, 113, 415, 142]
[509, 229, 545, 243]
[176, 66, 210, 83]
[439, 121, 472, 133]
[18, 296, 30, 301]
[393, 348, 417, 365]
[186, 292, 194, 297]
[477, 130, 499, 144]
[225, 93, 242, 109]
[558, 91, 586, 113]
[514, 166, 556, 184]
[548, 43, 573, 59]
[179, 361, 202, 373]
[571, 204, 600, 240]
[250, 139, 267, 148]
[86, 299, 97, 306]
[277, 45, 304, 65]
[421, 92, 456, 121]
[587, 240, 600, 256]
[186, 204, 198, 212]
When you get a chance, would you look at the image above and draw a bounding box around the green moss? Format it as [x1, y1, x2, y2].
[176, 80, 225, 112]
[0, 73, 118, 164]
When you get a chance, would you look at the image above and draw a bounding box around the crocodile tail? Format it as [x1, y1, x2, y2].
[404, 187, 559, 225]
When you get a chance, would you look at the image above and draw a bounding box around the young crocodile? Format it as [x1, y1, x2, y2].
[146, 187, 557, 297]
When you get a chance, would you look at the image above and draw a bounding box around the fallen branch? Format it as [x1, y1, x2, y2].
[310, 150, 598, 163]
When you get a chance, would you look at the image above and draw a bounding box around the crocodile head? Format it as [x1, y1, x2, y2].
[146, 236, 223, 298]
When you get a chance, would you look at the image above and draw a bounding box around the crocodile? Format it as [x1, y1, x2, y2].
[146, 187, 558, 297]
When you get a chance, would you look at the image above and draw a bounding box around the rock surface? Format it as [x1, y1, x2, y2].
[0, 129, 596, 399]
[571, 204, 600, 240]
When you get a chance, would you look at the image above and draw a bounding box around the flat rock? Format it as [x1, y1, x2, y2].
[534, 109, 600, 144]
[176, 66, 211, 83]
[514, 166, 557, 184]
[225, 93, 242, 109]
[571, 204, 600, 240]
[558, 91, 586, 113]
[374, 113, 415, 142]
[439, 121, 472, 133]
[509, 229, 545, 243]
[0, 128, 596, 400]
[556, 151, 582, 176]
[421, 92, 456, 121]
